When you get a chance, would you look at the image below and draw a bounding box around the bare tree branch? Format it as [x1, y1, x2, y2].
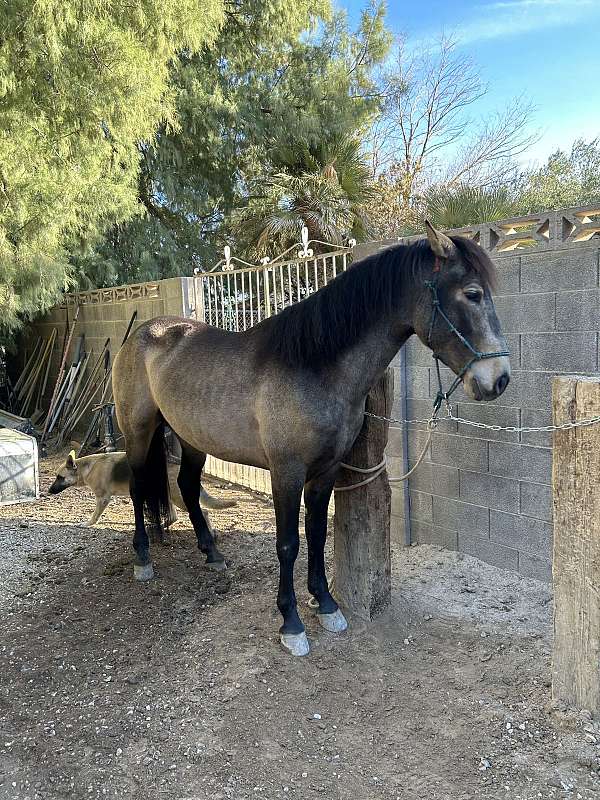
[366, 36, 538, 210]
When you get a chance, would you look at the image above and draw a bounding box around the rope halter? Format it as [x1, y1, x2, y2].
[425, 255, 510, 413]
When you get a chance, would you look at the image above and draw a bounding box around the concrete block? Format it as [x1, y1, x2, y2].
[459, 470, 520, 513]
[412, 521, 458, 550]
[456, 403, 520, 443]
[406, 429, 433, 463]
[406, 367, 430, 399]
[430, 432, 488, 471]
[386, 426, 405, 458]
[490, 510, 552, 559]
[493, 255, 520, 295]
[520, 248, 598, 293]
[499, 370, 553, 410]
[409, 491, 433, 523]
[520, 408, 552, 448]
[488, 442, 551, 484]
[505, 334, 521, 368]
[432, 495, 490, 536]
[390, 514, 407, 547]
[408, 462, 459, 498]
[494, 293, 555, 333]
[521, 332, 597, 372]
[518, 553, 552, 582]
[405, 337, 433, 367]
[458, 531, 519, 571]
[556, 290, 600, 331]
[391, 484, 406, 518]
[520, 480, 552, 522]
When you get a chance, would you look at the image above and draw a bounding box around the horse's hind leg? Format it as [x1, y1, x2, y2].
[304, 468, 348, 633]
[127, 422, 162, 580]
[177, 442, 225, 569]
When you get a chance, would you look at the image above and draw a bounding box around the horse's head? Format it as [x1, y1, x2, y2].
[413, 222, 510, 402]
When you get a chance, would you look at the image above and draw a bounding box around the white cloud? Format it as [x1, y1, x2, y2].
[455, 0, 599, 45]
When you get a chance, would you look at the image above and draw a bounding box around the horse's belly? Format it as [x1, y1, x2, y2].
[162, 406, 269, 470]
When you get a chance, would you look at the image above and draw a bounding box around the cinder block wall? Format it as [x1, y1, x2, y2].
[22, 277, 189, 403]
[386, 235, 600, 582]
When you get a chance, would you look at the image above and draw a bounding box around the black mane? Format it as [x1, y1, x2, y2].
[257, 235, 496, 370]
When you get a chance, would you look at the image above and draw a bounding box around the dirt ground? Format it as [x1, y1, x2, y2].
[1, 454, 599, 800]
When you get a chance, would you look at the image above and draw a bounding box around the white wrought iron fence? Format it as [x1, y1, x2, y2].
[191, 228, 355, 330]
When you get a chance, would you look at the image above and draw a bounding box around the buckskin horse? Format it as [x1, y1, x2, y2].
[112, 223, 510, 656]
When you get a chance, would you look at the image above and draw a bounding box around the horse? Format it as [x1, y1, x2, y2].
[112, 223, 510, 656]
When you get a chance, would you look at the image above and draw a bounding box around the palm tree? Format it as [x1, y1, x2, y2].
[425, 184, 520, 230]
[237, 135, 376, 255]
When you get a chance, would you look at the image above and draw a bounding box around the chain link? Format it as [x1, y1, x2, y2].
[365, 408, 600, 434]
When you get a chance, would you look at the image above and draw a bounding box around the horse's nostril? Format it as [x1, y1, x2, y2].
[495, 373, 510, 396]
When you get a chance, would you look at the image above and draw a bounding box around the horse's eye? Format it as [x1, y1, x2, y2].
[463, 287, 483, 303]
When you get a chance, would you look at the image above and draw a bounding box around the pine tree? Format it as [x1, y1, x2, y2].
[0, 0, 225, 335]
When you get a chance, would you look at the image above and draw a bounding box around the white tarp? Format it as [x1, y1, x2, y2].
[0, 428, 39, 506]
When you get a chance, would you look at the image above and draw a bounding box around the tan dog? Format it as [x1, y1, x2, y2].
[49, 450, 236, 528]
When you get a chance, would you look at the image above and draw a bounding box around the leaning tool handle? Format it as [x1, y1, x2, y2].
[41, 305, 80, 442]
[121, 311, 137, 347]
[77, 311, 137, 457]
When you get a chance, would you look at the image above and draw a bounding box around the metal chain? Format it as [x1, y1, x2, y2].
[365, 407, 600, 434]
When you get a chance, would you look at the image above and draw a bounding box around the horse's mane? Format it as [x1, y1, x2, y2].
[256, 235, 496, 370]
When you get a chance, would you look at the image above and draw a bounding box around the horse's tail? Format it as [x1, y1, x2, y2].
[143, 420, 171, 534]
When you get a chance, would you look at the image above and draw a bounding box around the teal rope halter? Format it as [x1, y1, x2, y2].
[425, 259, 509, 412]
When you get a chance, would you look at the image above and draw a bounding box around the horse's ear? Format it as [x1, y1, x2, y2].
[425, 220, 455, 260]
[67, 450, 77, 469]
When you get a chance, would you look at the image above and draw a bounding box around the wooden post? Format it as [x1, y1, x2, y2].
[552, 375, 600, 712]
[333, 370, 393, 621]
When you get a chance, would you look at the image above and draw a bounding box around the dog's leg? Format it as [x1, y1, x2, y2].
[81, 496, 111, 527]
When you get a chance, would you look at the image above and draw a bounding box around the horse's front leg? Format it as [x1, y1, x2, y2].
[272, 468, 308, 656]
[304, 467, 348, 633]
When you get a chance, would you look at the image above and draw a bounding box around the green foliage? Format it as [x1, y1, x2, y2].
[81, 1, 390, 280]
[236, 135, 377, 253]
[518, 139, 600, 213]
[0, 0, 225, 336]
[425, 184, 521, 230]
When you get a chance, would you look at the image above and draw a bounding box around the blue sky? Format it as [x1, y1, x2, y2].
[340, 0, 600, 166]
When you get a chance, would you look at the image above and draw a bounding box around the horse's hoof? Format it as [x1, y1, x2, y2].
[280, 631, 310, 657]
[318, 609, 348, 633]
[133, 562, 154, 581]
[206, 559, 227, 571]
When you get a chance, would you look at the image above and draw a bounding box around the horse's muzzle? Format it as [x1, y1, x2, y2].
[464, 357, 511, 402]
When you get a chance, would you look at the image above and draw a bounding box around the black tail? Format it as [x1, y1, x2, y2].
[142, 420, 171, 534]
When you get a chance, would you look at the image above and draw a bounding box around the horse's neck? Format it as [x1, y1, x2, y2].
[337, 318, 413, 402]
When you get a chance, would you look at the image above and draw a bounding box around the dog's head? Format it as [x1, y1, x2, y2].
[48, 451, 79, 494]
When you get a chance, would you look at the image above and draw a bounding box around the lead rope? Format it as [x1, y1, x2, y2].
[335, 418, 437, 492]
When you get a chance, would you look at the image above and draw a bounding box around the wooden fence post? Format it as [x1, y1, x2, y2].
[333, 370, 393, 621]
[552, 375, 600, 712]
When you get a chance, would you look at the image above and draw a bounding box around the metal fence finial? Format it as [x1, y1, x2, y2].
[298, 226, 313, 259]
